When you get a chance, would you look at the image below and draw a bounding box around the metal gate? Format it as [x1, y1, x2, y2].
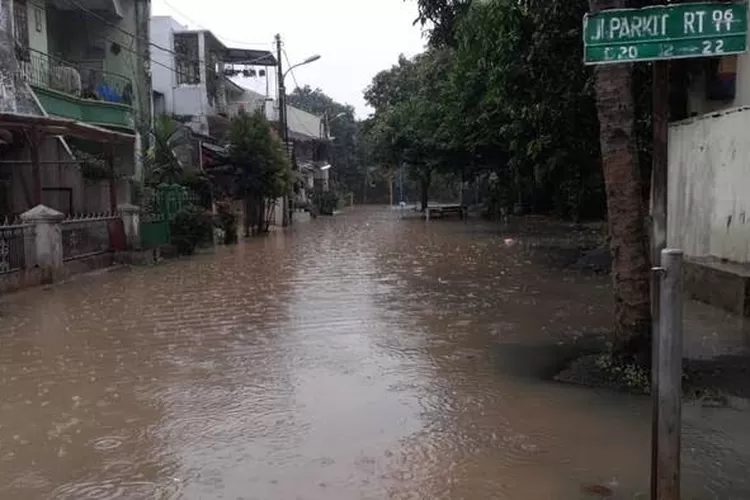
[140, 185, 198, 248]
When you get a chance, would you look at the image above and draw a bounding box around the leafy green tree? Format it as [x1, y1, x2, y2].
[451, 0, 604, 218]
[412, 0, 473, 47]
[228, 111, 292, 234]
[365, 50, 461, 210]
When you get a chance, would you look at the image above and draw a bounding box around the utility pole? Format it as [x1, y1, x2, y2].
[276, 34, 291, 227]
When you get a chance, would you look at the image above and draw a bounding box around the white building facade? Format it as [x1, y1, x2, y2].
[149, 15, 275, 136]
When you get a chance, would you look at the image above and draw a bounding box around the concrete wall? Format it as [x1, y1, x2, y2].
[172, 85, 208, 116]
[150, 15, 182, 115]
[668, 106, 750, 263]
[26, 0, 47, 54]
[1, 0, 39, 114]
[46, 5, 137, 82]
[0, 134, 120, 216]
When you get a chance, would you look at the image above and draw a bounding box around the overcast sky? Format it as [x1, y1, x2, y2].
[152, 0, 426, 118]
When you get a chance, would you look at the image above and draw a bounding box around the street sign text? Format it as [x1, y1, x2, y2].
[584, 2, 748, 64]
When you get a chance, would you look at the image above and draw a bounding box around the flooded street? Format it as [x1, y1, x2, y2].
[1, 207, 749, 499]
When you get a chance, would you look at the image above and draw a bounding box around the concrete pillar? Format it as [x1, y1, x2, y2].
[20, 204, 65, 283]
[0, 0, 20, 113]
[118, 203, 141, 249]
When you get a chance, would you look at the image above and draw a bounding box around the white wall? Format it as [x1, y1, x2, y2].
[150, 16, 179, 115]
[172, 86, 207, 116]
[150, 16, 213, 118]
[668, 106, 750, 263]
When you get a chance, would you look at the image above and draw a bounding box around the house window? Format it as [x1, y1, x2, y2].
[174, 33, 200, 85]
[34, 7, 43, 33]
[13, 0, 30, 61]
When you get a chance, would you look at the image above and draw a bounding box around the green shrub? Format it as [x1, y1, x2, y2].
[316, 191, 340, 216]
[170, 206, 213, 255]
[216, 202, 238, 245]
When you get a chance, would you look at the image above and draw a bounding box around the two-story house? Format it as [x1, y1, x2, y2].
[0, 0, 150, 216]
[150, 15, 276, 141]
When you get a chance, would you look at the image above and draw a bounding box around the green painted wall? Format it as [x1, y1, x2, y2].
[34, 85, 135, 130]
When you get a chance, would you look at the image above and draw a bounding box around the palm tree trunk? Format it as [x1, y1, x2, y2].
[590, 22, 652, 360]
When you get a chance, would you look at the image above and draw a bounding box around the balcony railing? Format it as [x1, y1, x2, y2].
[20, 48, 134, 107]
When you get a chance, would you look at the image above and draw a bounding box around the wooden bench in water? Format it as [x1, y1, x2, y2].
[425, 204, 465, 220]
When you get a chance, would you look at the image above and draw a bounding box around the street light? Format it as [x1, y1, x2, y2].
[283, 54, 322, 82]
[301, 54, 321, 65]
[279, 53, 322, 147]
[274, 37, 322, 226]
[330, 111, 347, 122]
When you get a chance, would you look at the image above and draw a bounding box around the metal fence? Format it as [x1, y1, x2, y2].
[0, 220, 35, 275]
[21, 48, 134, 105]
[140, 186, 200, 248]
[61, 213, 122, 261]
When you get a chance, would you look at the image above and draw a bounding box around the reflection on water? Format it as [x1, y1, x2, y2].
[0, 207, 748, 499]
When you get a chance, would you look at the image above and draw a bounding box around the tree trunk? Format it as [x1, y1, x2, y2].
[244, 196, 255, 237]
[590, 38, 652, 359]
[420, 172, 431, 212]
[256, 197, 266, 234]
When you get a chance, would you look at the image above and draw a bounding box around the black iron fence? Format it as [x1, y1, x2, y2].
[21, 48, 134, 106]
[0, 220, 35, 275]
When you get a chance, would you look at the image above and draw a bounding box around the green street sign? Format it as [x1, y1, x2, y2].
[584, 2, 748, 65]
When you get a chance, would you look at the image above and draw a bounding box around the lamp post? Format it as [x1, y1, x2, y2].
[275, 36, 321, 226]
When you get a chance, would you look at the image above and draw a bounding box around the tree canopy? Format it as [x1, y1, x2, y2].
[365, 0, 604, 218]
[228, 111, 291, 202]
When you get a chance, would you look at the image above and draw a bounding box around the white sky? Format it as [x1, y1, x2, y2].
[152, 0, 426, 118]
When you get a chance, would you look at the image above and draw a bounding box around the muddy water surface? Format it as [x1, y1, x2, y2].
[0, 208, 747, 499]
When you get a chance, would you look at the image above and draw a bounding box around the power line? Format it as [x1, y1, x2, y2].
[62, 0, 180, 59]
[158, 0, 271, 48]
[26, 0, 189, 79]
[282, 49, 301, 90]
[30, 0, 272, 83]
[63, 0, 272, 64]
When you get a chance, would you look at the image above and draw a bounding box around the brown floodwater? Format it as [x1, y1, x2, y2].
[1, 207, 749, 499]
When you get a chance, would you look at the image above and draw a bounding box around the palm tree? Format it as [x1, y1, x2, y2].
[145, 115, 192, 186]
[589, 0, 652, 361]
